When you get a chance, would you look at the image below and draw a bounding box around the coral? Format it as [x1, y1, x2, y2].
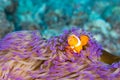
[0, 28, 120, 80]
[0, 11, 14, 39]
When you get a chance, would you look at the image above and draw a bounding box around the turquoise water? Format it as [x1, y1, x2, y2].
[0, 0, 120, 56]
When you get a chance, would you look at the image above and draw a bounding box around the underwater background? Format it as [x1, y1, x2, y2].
[0, 0, 120, 56]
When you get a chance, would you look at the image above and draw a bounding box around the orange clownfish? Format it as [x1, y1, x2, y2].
[67, 34, 89, 53]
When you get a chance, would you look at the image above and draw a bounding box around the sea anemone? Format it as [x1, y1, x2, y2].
[0, 28, 120, 80]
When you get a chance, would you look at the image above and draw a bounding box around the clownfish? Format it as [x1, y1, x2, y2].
[67, 34, 120, 64]
[67, 34, 89, 53]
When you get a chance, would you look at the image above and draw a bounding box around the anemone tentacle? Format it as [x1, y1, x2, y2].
[0, 28, 120, 80]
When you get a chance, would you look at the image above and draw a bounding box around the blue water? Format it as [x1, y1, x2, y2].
[0, 0, 120, 56]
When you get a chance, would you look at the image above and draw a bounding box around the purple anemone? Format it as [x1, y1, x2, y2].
[0, 28, 120, 80]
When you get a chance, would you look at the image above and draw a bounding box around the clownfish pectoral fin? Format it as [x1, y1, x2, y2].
[74, 45, 83, 53]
